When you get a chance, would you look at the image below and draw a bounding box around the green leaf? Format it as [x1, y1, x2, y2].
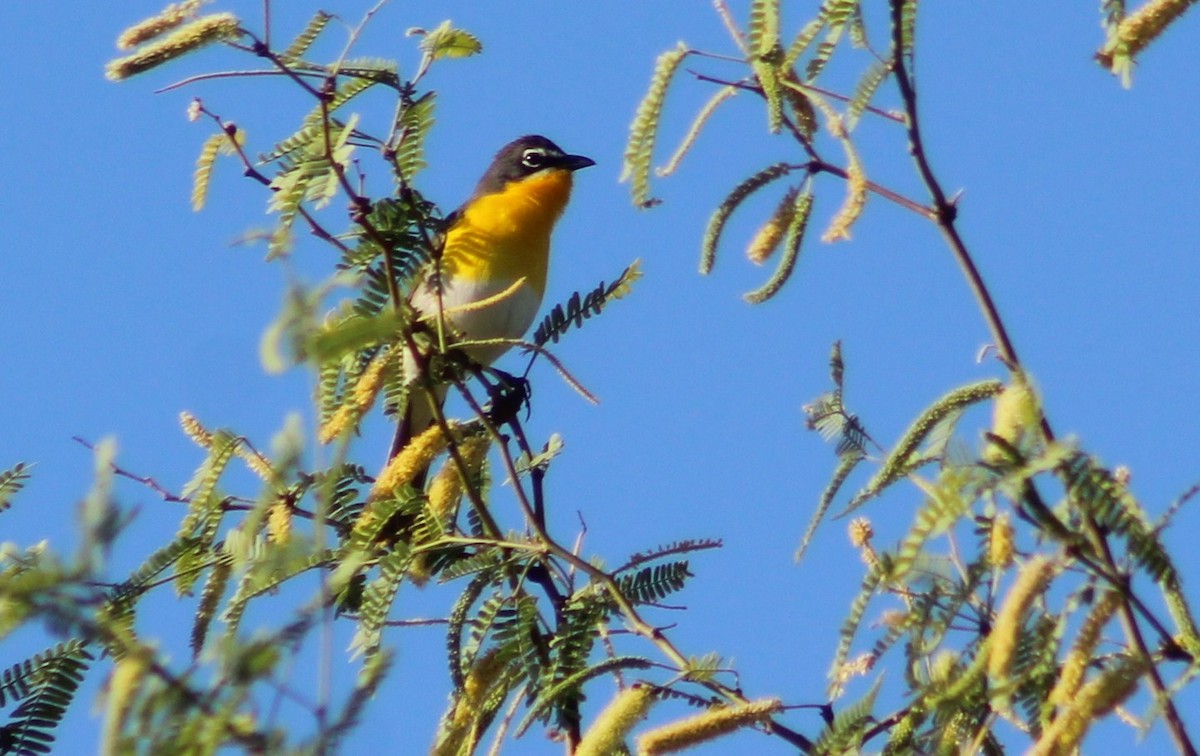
[748, 0, 781, 55]
[192, 133, 223, 212]
[0, 640, 93, 754]
[795, 449, 863, 563]
[517, 656, 653, 737]
[177, 430, 238, 540]
[306, 309, 408, 365]
[622, 42, 689, 208]
[393, 92, 436, 182]
[846, 59, 890, 132]
[280, 10, 332, 62]
[350, 546, 412, 660]
[417, 21, 482, 61]
[190, 555, 233, 658]
[533, 261, 642, 347]
[616, 561, 692, 604]
[812, 675, 883, 753]
[844, 379, 1003, 515]
[0, 463, 31, 514]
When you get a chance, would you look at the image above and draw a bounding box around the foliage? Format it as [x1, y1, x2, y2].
[1, 1, 1194, 754]
[619, 0, 1199, 752]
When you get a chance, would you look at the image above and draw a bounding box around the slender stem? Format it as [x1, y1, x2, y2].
[887, 9, 1023, 378]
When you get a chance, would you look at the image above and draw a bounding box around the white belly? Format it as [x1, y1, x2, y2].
[410, 274, 543, 368]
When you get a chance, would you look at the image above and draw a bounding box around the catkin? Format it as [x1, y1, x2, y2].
[637, 698, 781, 755]
[107, 13, 240, 80]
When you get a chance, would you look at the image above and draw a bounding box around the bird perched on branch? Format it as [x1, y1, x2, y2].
[388, 135, 595, 478]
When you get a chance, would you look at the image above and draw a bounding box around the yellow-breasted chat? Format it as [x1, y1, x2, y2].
[389, 135, 595, 470]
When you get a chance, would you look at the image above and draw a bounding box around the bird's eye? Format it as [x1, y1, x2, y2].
[521, 149, 546, 169]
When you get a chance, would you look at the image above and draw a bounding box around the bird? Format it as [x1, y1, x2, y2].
[387, 135, 595, 476]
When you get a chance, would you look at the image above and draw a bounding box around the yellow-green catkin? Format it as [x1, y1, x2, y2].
[236, 445, 274, 481]
[432, 648, 509, 756]
[746, 187, 799, 265]
[318, 351, 392, 444]
[102, 653, 146, 754]
[576, 685, 655, 756]
[1033, 656, 1145, 756]
[1100, 0, 1198, 67]
[636, 698, 782, 755]
[989, 374, 1041, 456]
[988, 557, 1057, 686]
[988, 512, 1015, 569]
[829, 652, 875, 700]
[116, 0, 204, 49]
[848, 517, 878, 570]
[179, 410, 213, 448]
[1048, 590, 1122, 706]
[426, 435, 489, 523]
[107, 13, 240, 81]
[266, 500, 292, 544]
[821, 138, 867, 243]
[370, 422, 456, 499]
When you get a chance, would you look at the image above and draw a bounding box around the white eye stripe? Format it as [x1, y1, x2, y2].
[521, 149, 547, 168]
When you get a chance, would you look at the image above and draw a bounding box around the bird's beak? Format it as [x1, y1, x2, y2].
[560, 153, 596, 171]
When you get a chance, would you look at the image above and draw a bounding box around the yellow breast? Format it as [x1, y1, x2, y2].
[439, 169, 575, 295]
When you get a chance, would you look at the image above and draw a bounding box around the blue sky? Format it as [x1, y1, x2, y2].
[2, 1, 1198, 753]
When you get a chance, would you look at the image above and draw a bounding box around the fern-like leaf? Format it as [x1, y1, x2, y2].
[895, 0, 917, 69]
[890, 467, 977, 583]
[795, 449, 864, 563]
[753, 55, 785, 134]
[490, 595, 545, 687]
[392, 91, 436, 182]
[623, 42, 689, 208]
[812, 675, 882, 753]
[846, 58, 891, 132]
[350, 547, 411, 660]
[191, 133, 222, 212]
[417, 21, 482, 62]
[845, 379, 1003, 514]
[220, 543, 334, 637]
[541, 594, 611, 734]
[312, 76, 377, 123]
[516, 656, 653, 737]
[829, 561, 886, 696]
[0, 639, 93, 754]
[280, 11, 332, 62]
[0, 463, 30, 514]
[1063, 454, 1177, 584]
[190, 554, 233, 658]
[337, 57, 401, 88]
[616, 561, 692, 604]
[178, 430, 238, 539]
[748, 0, 781, 56]
[533, 261, 642, 347]
[617, 539, 723, 572]
[260, 118, 326, 164]
[445, 569, 500, 690]
[804, 9, 850, 82]
[784, 16, 827, 69]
